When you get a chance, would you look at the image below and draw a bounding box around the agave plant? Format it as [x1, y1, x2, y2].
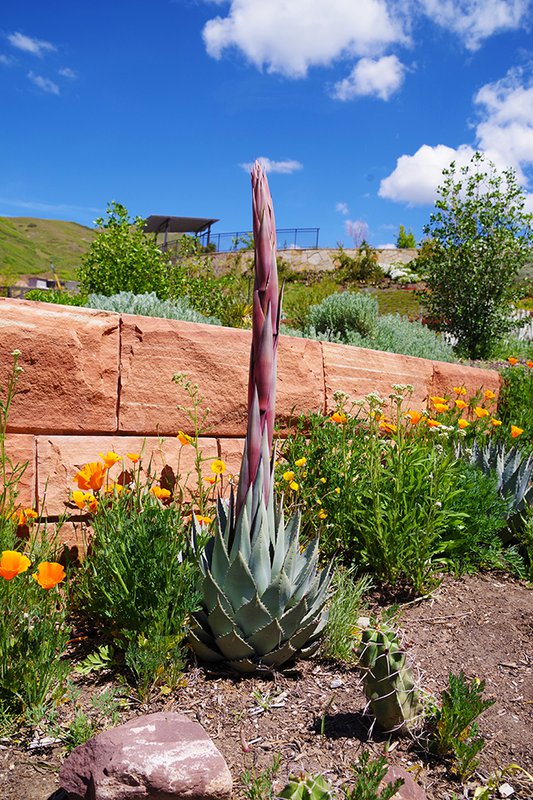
[277, 773, 335, 800]
[466, 439, 533, 538]
[188, 161, 332, 673]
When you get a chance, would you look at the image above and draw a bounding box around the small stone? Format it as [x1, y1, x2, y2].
[498, 783, 515, 798]
[380, 765, 427, 800]
[330, 678, 343, 688]
[59, 712, 232, 799]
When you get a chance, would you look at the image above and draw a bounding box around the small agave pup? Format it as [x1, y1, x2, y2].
[188, 161, 332, 673]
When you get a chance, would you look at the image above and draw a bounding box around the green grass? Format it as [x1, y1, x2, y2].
[0, 217, 94, 283]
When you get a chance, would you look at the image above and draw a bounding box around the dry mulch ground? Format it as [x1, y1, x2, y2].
[1, 573, 532, 800]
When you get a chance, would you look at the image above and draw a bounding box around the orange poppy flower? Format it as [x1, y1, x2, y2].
[11, 508, 38, 526]
[433, 402, 449, 413]
[99, 451, 121, 469]
[195, 515, 213, 526]
[473, 406, 489, 419]
[177, 431, 194, 446]
[104, 482, 124, 494]
[483, 390, 496, 400]
[127, 453, 140, 463]
[430, 396, 447, 405]
[455, 399, 468, 410]
[72, 490, 87, 510]
[457, 418, 470, 429]
[0, 550, 31, 580]
[491, 418, 502, 427]
[511, 425, 524, 438]
[527, 361, 533, 369]
[74, 462, 107, 491]
[84, 493, 98, 513]
[33, 561, 65, 589]
[330, 411, 347, 424]
[426, 418, 441, 428]
[150, 486, 171, 500]
[453, 386, 467, 395]
[405, 410, 423, 425]
[378, 420, 397, 434]
[507, 357, 519, 366]
[204, 476, 217, 485]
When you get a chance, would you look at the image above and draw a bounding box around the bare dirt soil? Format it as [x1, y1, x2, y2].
[1, 573, 532, 800]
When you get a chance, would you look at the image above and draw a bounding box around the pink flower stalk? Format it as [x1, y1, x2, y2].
[236, 161, 282, 518]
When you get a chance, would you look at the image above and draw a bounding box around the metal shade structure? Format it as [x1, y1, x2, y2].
[144, 215, 219, 246]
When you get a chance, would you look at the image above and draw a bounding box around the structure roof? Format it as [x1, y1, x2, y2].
[144, 215, 219, 234]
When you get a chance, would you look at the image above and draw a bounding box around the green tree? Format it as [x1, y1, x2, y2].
[396, 224, 417, 248]
[420, 152, 533, 360]
[77, 202, 171, 297]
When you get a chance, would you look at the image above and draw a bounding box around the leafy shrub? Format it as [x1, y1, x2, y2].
[76, 494, 202, 699]
[334, 243, 383, 283]
[77, 202, 172, 298]
[420, 152, 533, 360]
[347, 313, 456, 362]
[25, 289, 87, 306]
[497, 363, 533, 447]
[86, 291, 221, 325]
[305, 291, 379, 340]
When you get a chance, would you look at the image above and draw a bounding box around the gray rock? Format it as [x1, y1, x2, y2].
[59, 712, 232, 800]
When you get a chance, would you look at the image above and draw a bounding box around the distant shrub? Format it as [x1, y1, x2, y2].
[86, 292, 221, 325]
[25, 289, 87, 306]
[334, 243, 383, 283]
[350, 313, 457, 362]
[305, 291, 379, 340]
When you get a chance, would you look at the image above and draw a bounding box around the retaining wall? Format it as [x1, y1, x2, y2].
[1, 297, 500, 542]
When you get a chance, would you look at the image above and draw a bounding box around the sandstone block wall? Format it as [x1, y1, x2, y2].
[1, 297, 500, 533]
[209, 247, 418, 275]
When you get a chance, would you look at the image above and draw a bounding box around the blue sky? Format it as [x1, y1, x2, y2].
[1, 0, 533, 248]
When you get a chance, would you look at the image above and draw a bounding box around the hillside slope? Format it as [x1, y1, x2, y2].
[0, 217, 95, 283]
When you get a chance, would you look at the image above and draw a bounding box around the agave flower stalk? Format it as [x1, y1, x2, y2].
[188, 161, 331, 672]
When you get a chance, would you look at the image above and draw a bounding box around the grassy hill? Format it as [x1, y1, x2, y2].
[0, 217, 95, 284]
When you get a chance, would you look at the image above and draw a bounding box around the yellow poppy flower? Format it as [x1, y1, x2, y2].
[453, 386, 467, 395]
[150, 486, 171, 500]
[473, 406, 489, 419]
[289, 481, 299, 491]
[433, 402, 449, 413]
[455, 399, 468, 410]
[127, 453, 140, 463]
[430, 396, 447, 405]
[483, 390, 496, 400]
[511, 425, 523, 438]
[99, 451, 121, 469]
[294, 457, 307, 467]
[426, 418, 441, 428]
[457, 418, 469, 429]
[211, 459, 226, 475]
[491, 418, 502, 427]
[318, 509, 328, 520]
[283, 470, 295, 482]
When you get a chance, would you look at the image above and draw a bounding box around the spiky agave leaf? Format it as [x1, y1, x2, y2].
[188, 161, 331, 672]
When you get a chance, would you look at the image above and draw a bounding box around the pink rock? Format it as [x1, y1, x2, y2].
[36, 435, 219, 516]
[430, 361, 501, 403]
[381, 765, 427, 800]
[3, 434, 36, 508]
[118, 317, 325, 437]
[0, 299, 119, 435]
[322, 342, 433, 410]
[59, 712, 232, 800]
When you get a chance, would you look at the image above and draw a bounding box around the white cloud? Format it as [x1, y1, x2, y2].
[0, 197, 101, 215]
[474, 68, 533, 176]
[58, 66, 77, 79]
[240, 156, 303, 174]
[8, 31, 56, 57]
[27, 71, 60, 95]
[416, 0, 529, 50]
[0, 54, 13, 65]
[379, 63, 533, 205]
[203, 0, 406, 78]
[336, 202, 350, 215]
[379, 143, 476, 203]
[333, 55, 406, 100]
